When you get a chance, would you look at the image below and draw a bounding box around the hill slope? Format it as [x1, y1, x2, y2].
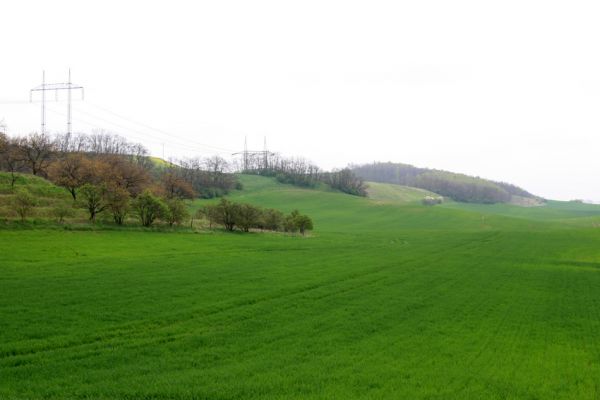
[351, 161, 541, 204]
[197, 175, 600, 232]
[3, 174, 600, 399]
[365, 181, 438, 203]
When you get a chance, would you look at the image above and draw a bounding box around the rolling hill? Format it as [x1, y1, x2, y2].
[364, 181, 438, 203]
[3, 174, 600, 399]
[351, 161, 543, 204]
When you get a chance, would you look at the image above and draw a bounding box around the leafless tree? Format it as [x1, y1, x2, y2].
[47, 153, 92, 200]
[54, 132, 88, 153]
[0, 137, 27, 188]
[16, 133, 54, 176]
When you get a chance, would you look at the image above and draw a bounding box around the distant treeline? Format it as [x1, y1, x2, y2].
[241, 152, 368, 196]
[351, 162, 541, 204]
[0, 131, 237, 196]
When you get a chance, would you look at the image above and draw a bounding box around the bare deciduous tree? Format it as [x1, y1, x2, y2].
[48, 153, 92, 200]
[17, 133, 54, 176]
[0, 138, 27, 188]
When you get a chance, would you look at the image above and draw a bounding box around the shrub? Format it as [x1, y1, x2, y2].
[78, 184, 108, 221]
[53, 203, 75, 223]
[164, 198, 189, 227]
[12, 188, 36, 221]
[422, 196, 443, 206]
[261, 208, 284, 231]
[132, 190, 168, 227]
[235, 203, 262, 232]
[294, 213, 313, 235]
[105, 185, 131, 225]
[204, 198, 237, 231]
[283, 214, 297, 233]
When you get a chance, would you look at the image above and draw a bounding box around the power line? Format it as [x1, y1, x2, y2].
[17, 72, 240, 159]
[45, 105, 231, 156]
[30, 70, 84, 135]
[72, 104, 233, 155]
[84, 101, 236, 153]
[0, 100, 31, 104]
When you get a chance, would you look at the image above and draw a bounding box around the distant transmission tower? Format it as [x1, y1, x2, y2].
[244, 136, 249, 171]
[233, 136, 274, 172]
[263, 136, 269, 170]
[30, 69, 84, 135]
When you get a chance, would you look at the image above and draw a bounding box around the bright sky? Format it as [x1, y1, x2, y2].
[1, 1, 600, 201]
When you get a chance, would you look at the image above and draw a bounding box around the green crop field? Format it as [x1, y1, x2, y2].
[365, 181, 437, 204]
[3, 175, 600, 399]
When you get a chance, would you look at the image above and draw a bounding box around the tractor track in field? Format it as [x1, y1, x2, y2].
[0, 232, 504, 367]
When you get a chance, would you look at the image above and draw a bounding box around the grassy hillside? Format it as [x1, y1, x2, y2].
[0, 172, 66, 197]
[352, 162, 540, 204]
[211, 175, 530, 233]
[444, 199, 600, 222]
[214, 175, 600, 231]
[0, 172, 81, 221]
[3, 175, 600, 399]
[365, 181, 437, 203]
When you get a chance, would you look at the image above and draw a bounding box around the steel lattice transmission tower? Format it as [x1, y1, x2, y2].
[233, 136, 274, 172]
[30, 70, 84, 135]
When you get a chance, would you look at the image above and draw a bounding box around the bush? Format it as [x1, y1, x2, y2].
[294, 213, 313, 235]
[235, 203, 262, 232]
[286, 210, 313, 235]
[105, 185, 131, 225]
[132, 190, 168, 227]
[202, 198, 237, 231]
[12, 188, 36, 221]
[53, 203, 75, 223]
[78, 183, 108, 221]
[422, 196, 443, 206]
[164, 198, 189, 227]
[261, 208, 284, 231]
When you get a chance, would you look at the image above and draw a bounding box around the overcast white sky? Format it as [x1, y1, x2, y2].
[1, 1, 600, 200]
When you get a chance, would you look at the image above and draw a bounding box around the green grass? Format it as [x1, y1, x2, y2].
[0, 172, 80, 221]
[443, 199, 600, 222]
[148, 156, 173, 168]
[365, 181, 437, 203]
[0, 172, 67, 197]
[3, 175, 600, 399]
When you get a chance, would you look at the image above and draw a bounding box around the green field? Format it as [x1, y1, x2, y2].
[3, 175, 600, 399]
[365, 181, 437, 203]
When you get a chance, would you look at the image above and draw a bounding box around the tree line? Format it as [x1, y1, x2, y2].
[200, 199, 313, 234]
[351, 162, 542, 204]
[1, 131, 315, 232]
[241, 152, 368, 196]
[0, 131, 238, 226]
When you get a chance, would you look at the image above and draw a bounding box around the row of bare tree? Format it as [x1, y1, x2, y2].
[241, 152, 367, 196]
[1, 129, 366, 203]
[0, 131, 240, 225]
[0, 131, 237, 196]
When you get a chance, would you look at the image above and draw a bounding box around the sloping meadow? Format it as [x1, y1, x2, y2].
[2, 175, 600, 399]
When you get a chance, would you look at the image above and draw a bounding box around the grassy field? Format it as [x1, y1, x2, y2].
[365, 181, 437, 203]
[2, 175, 600, 399]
